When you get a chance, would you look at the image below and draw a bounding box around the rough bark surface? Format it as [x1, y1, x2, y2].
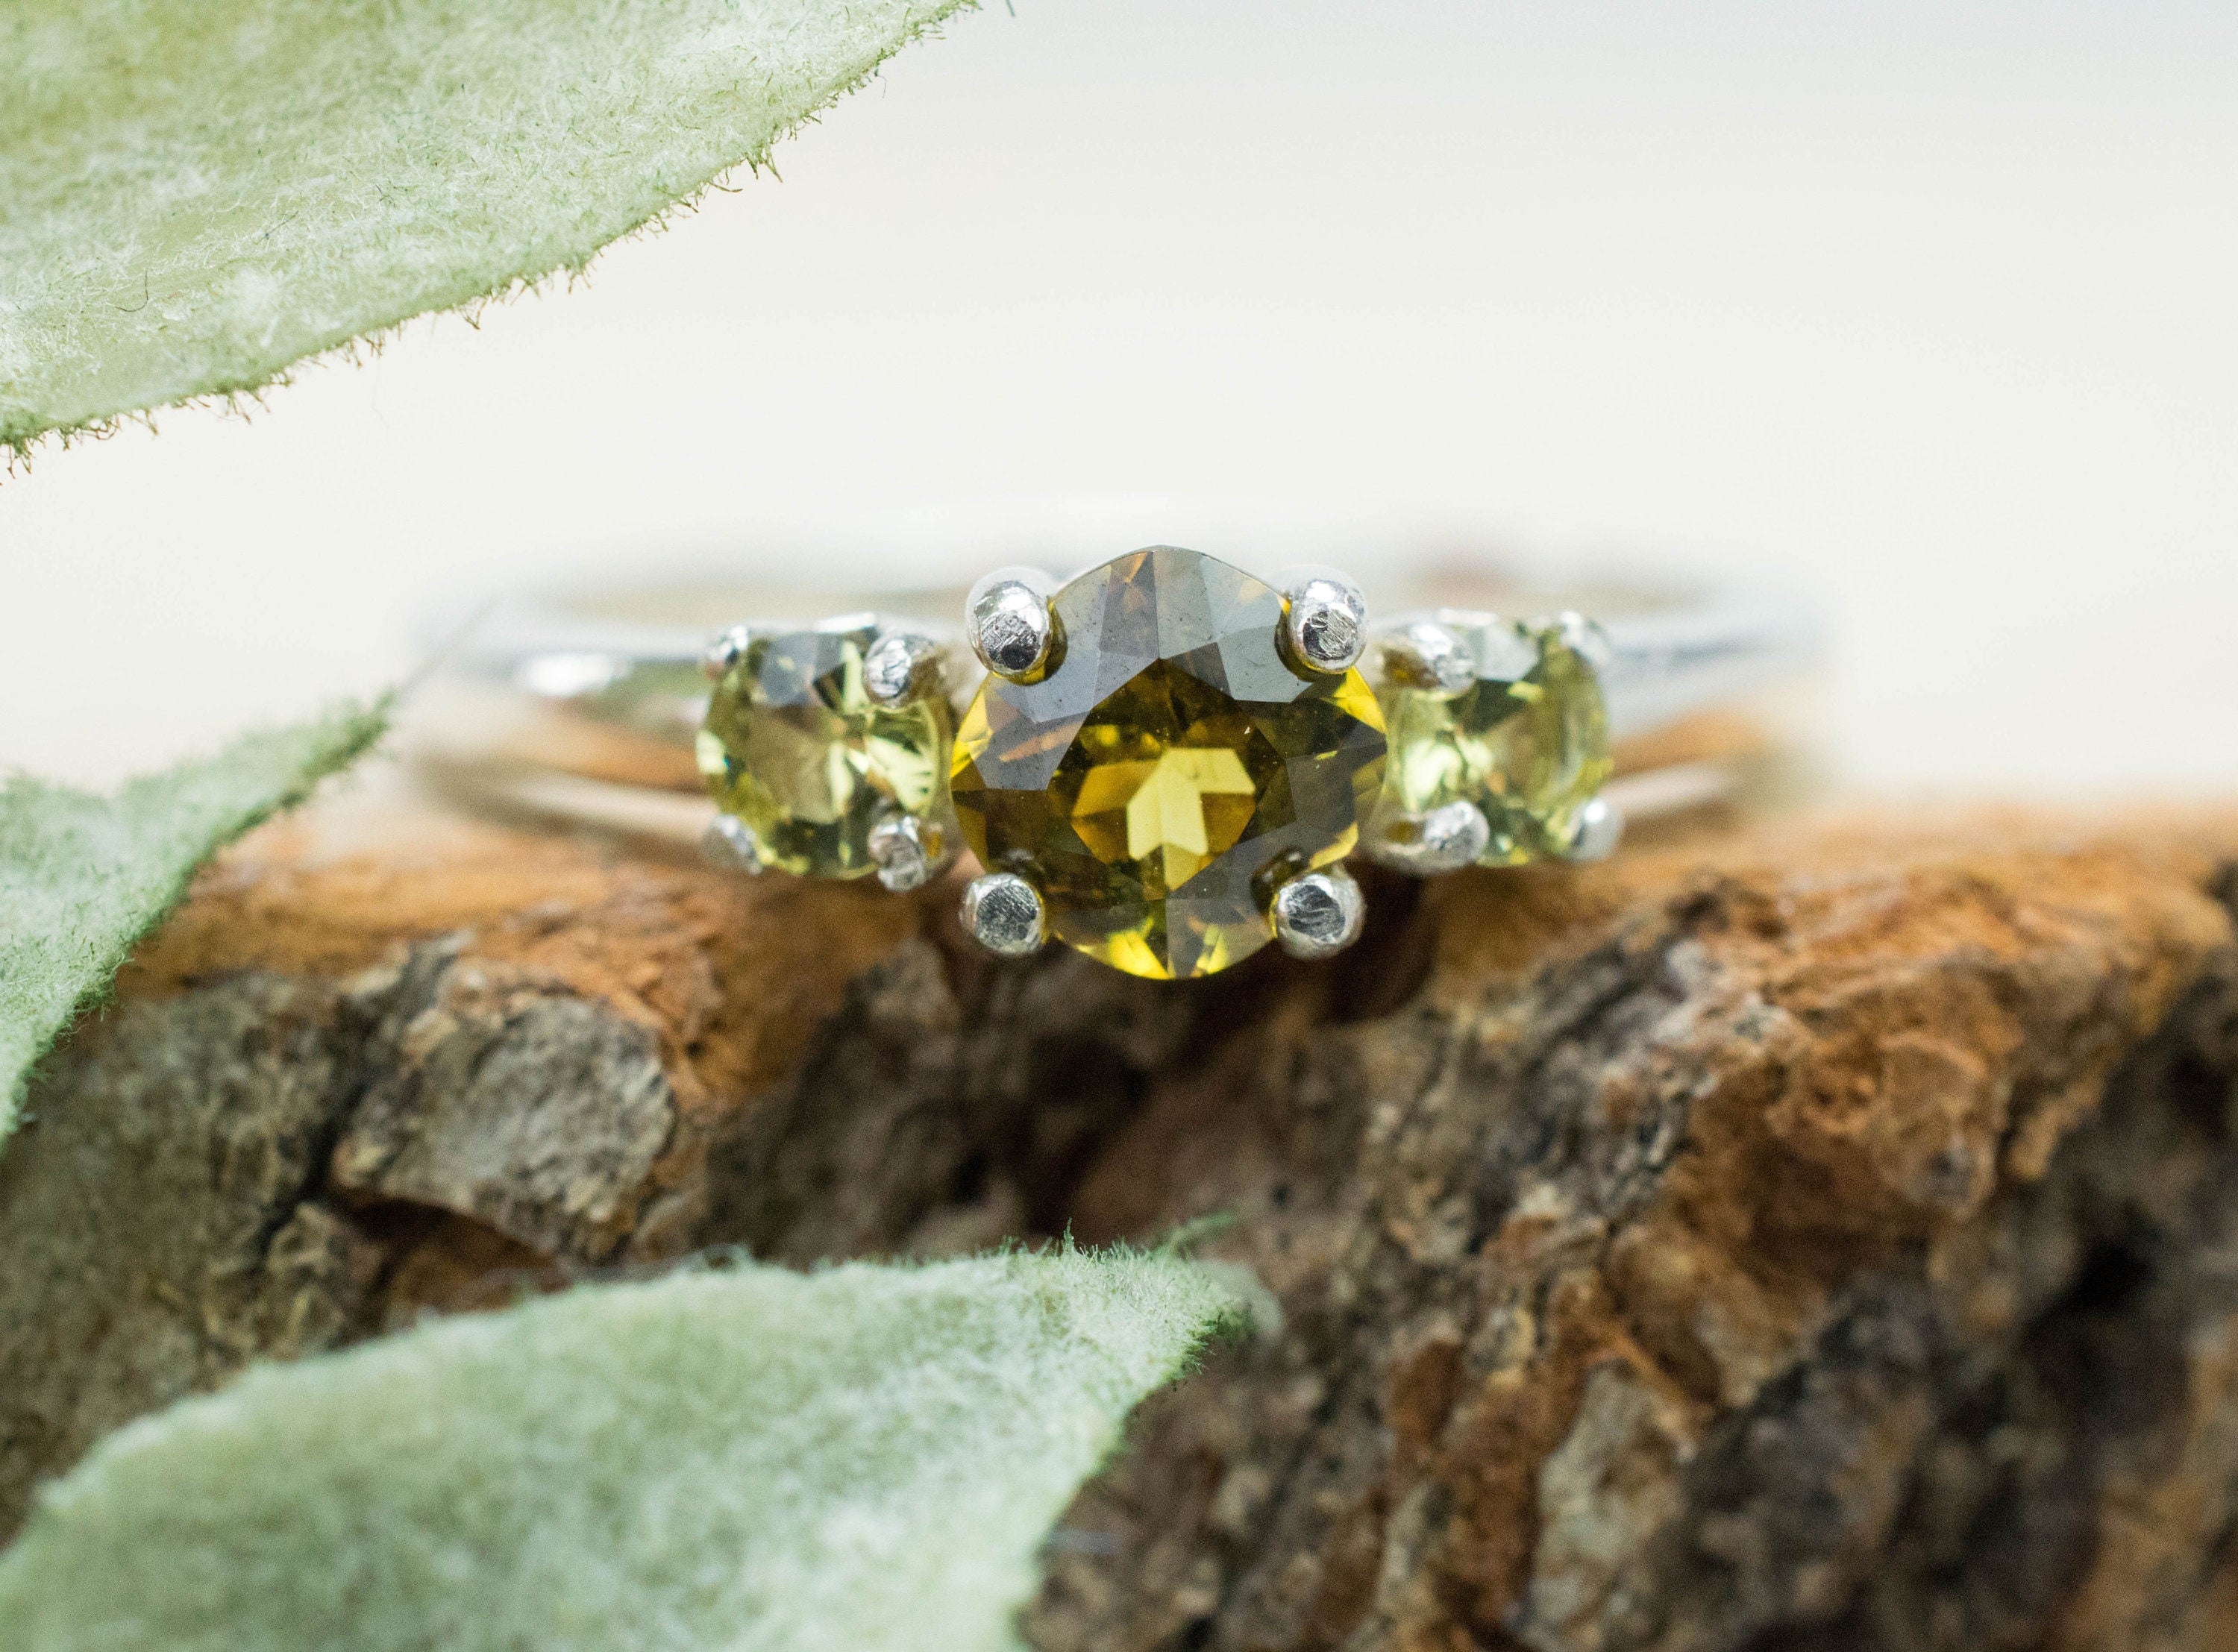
[4, 803, 2237, 1652]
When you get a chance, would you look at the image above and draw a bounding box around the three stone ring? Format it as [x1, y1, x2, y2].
[430, 541, 1812, 982]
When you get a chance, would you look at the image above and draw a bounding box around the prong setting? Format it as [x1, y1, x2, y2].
[1561, 794, 1624, 862]
[960, 872, 1047, 957]
[1548, 610, 1614, 672]
[1377, 620, 1478, 694]
[966, 566, 1060, 680]
[1370, 799, 1491, 875]
[1271, 867, 1367, 960]
[701, 813, 765, 875]
[1277, 565, 1369, 676]
[862, 629, 944, 706]
[701, 624, 753, 681]
[868, 814, 953, 892]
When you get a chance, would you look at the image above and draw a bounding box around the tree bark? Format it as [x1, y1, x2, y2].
[4, 803, 2237, 1651]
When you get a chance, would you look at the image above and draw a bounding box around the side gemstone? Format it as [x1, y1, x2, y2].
[951, 546, 1387, 981]
[1371, 614, 1614, 866]
[697, 619, 953, 879]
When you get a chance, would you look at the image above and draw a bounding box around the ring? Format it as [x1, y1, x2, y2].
[424, 538, 1814, 981]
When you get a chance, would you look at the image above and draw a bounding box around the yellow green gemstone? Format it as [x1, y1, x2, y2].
[697, 620, 952, 879]
[1372, 616, 1613, 865]
[952, 546, 1387, 980]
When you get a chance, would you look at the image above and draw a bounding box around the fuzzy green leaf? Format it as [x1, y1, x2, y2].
[0, 0, 972, 459]
[0, 701, 388, 1141]
[0, 1248, 1247, 1652]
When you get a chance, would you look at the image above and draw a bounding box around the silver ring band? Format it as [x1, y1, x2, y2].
[439, 578, 1810, 742]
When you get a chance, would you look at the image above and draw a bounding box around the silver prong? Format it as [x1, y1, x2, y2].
[702, 624, 753, 681]
[1277, 565, 1369, 676]
[862, 629, 944, 706]
[1477, 619, 1540, 682]
[868, 814, 954, 893]
[1376, 621, 1476, 694]
[1547, 610, 1614, 671]
[1271, 867, 1366, 960]
[1370, 799, 1491, 875]
[1560, 795, 1624, 862]
[966, 567, 1059, 680]
[960, 872, 1047, 957]
[701, 814, 765, 874]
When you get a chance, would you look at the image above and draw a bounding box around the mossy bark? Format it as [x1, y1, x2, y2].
[4, 805, 2237, 1651]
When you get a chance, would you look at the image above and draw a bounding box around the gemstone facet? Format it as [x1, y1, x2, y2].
[698, 619, 953, 879]
[951, 546, 1387, 980]
[1370, 613, 1614, 867]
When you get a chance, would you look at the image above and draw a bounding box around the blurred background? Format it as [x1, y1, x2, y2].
[1, 0, 2232, 796]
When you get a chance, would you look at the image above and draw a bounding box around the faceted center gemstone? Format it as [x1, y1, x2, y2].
[952, 546, 1387, 980]
[697, 618, 952, 879]
[1371, 615, 1613, 866]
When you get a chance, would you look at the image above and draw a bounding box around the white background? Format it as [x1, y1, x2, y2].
[2, 1, 2234, 794]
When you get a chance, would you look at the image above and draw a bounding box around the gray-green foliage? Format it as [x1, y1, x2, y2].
[0, 1248, 1248, 1652]
[0, 0, 972, 459]
[0, 701, 388, 1141]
